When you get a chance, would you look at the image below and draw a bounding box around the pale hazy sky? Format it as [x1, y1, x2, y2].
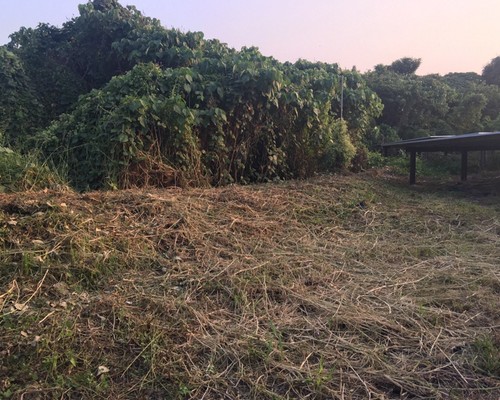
[1, 0, 500, 75]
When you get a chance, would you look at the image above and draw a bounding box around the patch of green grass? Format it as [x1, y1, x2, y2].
[305, 356, 335, 391]
[471, 335, 500, 376]
[0, 146, 66, 192]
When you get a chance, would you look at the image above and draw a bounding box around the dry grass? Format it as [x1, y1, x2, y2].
[0, 170, 499, 399]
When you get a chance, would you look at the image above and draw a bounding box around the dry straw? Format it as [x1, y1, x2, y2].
[0, 171, 499, 399]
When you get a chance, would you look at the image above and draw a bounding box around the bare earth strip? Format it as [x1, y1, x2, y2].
[0, 171, 499, 399]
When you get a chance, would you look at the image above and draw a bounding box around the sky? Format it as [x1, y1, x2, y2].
[1, 0, 500, 76]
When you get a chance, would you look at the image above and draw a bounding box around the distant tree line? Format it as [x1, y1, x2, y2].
[365, 57, 500, 143]
[1, 0, 500, 189]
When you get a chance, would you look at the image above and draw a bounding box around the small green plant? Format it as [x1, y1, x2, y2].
[0, 146, 66, 192]
[367, 150, 387, 168]
[389, 154, 412, 175]
[269, 321, 284, 353]
[177, 383, 191, 398]
[471, 335, 500, 376]
[21, 253, 36, 275]
[305, 357, 334, 391]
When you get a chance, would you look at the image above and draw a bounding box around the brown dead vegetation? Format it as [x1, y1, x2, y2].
[0, 171, 499, 399]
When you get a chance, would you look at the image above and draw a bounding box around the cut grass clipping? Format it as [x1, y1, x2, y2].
[1, 171, 499, 399]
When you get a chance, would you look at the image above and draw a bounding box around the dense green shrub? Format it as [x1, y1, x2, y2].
[8, 0, 383, 190]
[38, 57, 379, 190]
[0, 48, 42, 145]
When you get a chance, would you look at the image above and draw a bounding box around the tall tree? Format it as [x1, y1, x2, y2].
[482, 56, 500, 86]
[387, 57, 421, 75]
[0, 47, 42, 145]
[8, 24, 86, 125]
[7, 0, 205, 125]
[365, 64, 452, 140]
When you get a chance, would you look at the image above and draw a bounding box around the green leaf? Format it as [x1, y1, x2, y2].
[138, 116, 146, 128]
[117, 134, 129, 143]
[69, 356, 77, 368]
[128, 100, 141, 112]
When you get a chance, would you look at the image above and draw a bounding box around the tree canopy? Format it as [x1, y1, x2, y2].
[482, 56, 500, 86]
[365, 57, 500, 141]
[0, 47, 42, 145]
[387, 57, 422, 75]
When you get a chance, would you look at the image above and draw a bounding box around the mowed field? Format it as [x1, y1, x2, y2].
[0, 170, 499, 399]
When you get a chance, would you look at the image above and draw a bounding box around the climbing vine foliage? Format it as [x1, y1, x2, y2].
[4, 0, 383, 190]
